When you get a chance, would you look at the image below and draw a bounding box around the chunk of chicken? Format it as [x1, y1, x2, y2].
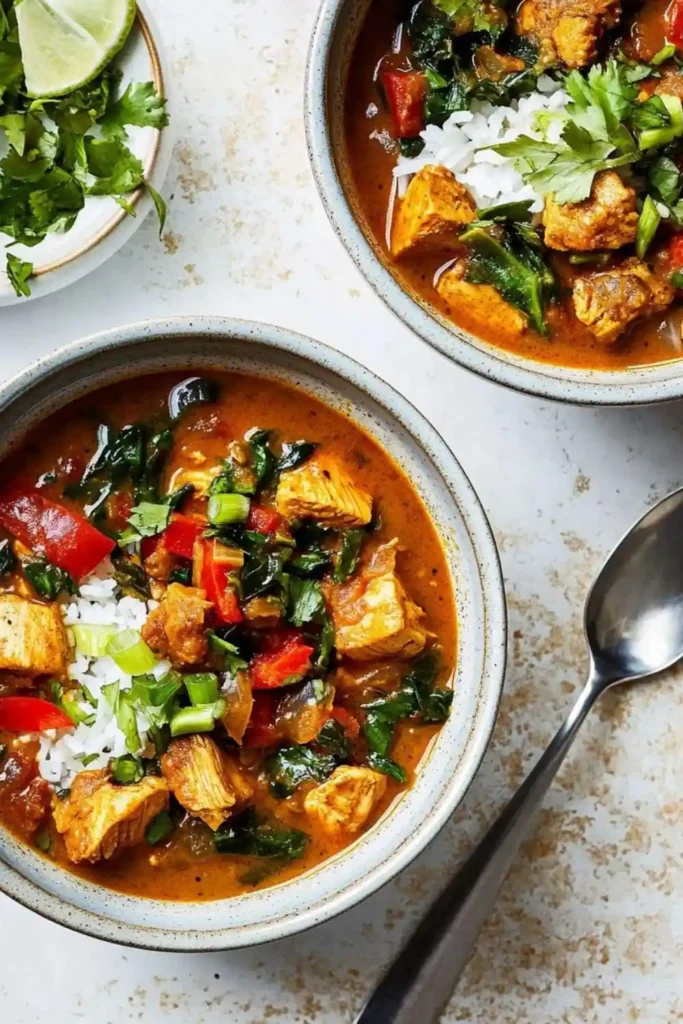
[52, 769, 169, 864]
[276, 456, 372, 528]
[436, 262, 527, 338]
[167, 464, 222, 497]
[0, 595, 68, 676]
[327, 540, 432, 661]
[542, 172, 638, 252]
[304, 765, 387, 836]
[161, 735, 253, 831]
[141, 583, 213, 668]
[573, 258, 675, 343]
[392, 166, 477, 258]
[517, 0, 620, 68]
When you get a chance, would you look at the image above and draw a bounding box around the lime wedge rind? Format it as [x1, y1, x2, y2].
[16, 0, 137, 99]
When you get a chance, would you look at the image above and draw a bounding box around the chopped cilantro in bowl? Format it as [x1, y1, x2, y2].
[0, 0, 169, 299]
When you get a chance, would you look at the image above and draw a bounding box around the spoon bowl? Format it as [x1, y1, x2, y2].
[586, 488, 683, 685]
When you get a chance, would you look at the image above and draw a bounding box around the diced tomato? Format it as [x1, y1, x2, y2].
[329, 706, 361, 739]
[0, 486, 114, 580]
[163, 514, 205, 559]
[380, 68, 427, 138]
[244, 691, 281, 747]
[250, 629, 315, 690]
[200, 539, 244, 624]
[669, 232, 683, 267]
[669, 0, 683, 47]
[246, 504, 282, 535]
[0, 697, 73, 733]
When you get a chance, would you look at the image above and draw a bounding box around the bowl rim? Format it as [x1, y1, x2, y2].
[304, 0, 683, 407]
[0, 316, 507, 950]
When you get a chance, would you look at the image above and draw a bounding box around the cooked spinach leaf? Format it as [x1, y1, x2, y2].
[461, 224, 554, 335]
[367, 752, 407, 783]
[0, 538, 16, 576]
[266, 745, 337, 796]
[146, 810, 173, 846]
[25, 560, 75, 599]
[247, 428, 276, 488]
[333, 529, 365, 583]
[287, 578, 325, 627]
[277, 441, 317, 473]
[289, 548, 332, 577]
[316, 718, 352, 759]
[214, 808, 308, 860]
[111, 555, 151, 599]
[168, 377, 217, 420]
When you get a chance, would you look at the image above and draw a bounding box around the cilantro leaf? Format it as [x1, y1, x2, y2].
[6, 252, 32, 297]
[0, 112, 25, 153]
[433, 0, 507, 41]
[85, 137, 144, 195]
[123, 500, 171, 541]
[100, 81, 169, 140]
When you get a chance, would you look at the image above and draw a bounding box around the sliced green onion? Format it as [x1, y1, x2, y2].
[652, 43, 677, 65]
[207, 493, 251, 526]
[111, 754, 144, 784]
[641, 94, 683, 150]
[72, 624, 118, 658]
[636, 195, 661, 259]
[146, 809, 173, 846]
[106, 630, 158, 675]
[184, 673, 219, 706]
[169, 699, 226, 738]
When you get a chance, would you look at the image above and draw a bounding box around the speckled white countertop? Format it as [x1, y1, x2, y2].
[2, 1, 683, 1021]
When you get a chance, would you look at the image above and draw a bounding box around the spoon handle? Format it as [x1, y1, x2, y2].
[355, 676, 603, 1024]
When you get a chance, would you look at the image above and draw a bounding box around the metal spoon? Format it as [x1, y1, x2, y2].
[356, 486, 683, 1024]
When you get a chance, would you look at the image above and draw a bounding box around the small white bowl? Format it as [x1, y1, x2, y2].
[305, 0, 683, 405]
[0, 1, 173, 307]
[0, 317, 506, 950]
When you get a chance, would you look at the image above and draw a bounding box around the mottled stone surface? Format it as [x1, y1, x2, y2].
[2, 1, 683, 1021]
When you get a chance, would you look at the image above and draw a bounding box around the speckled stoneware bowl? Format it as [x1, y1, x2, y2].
[305, 0, 683, 406]
[0, 317, 506, 950]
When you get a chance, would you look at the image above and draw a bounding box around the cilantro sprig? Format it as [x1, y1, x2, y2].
[0, 2, 169, 298]
[492, 60, 683, 206]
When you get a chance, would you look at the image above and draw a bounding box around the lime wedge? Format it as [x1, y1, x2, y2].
[16, 0, 136, 98]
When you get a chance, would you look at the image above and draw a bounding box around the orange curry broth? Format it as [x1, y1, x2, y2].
[343, 1, 682, 372]
[0, 370, 456, 901]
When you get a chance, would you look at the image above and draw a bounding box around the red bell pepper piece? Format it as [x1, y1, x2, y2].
[246, 504, 282, 535]
[244, 691, 281, 747]
[329, 706, 361, 739]
[163, 514, 205, 559]
[200, 540, 243, 624]
[669, 0, 683, 47]
[669, 232, 683, 267]
[381, 68, 427, 138]
[0, 697, 73, 733]
[250, 629, 314, 690]
[0, 486, 114, 580]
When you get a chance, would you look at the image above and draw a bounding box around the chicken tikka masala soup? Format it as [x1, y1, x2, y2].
[0, 372, 456, 900]
[345, 0, 683, 370]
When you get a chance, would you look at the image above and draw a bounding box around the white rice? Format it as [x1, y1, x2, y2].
[36, 558, 169, 791]
[393, 76, 569, 211]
